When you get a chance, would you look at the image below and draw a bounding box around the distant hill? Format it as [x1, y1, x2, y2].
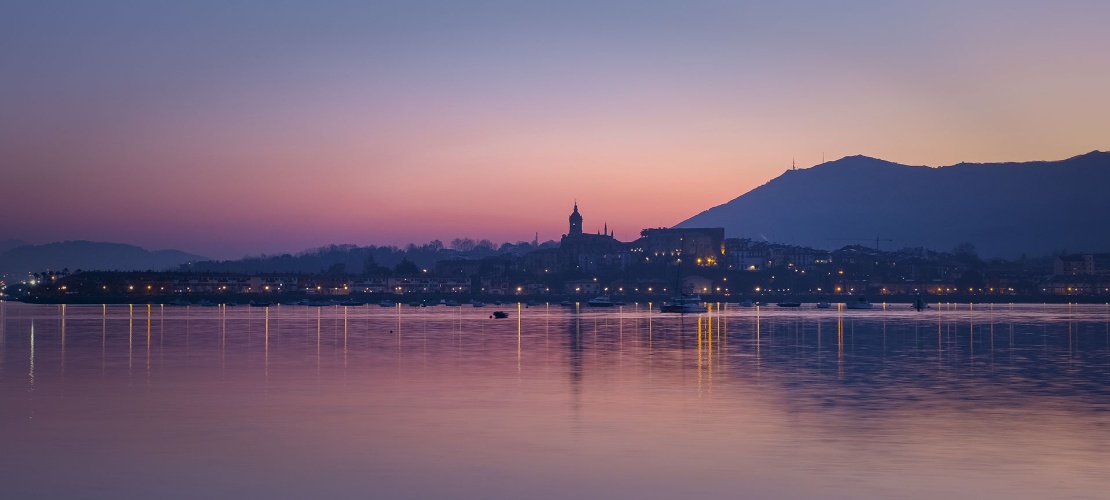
[0, 239, 29, 255]
[0, 241, 206, 278]
[677, 151, 1110, 259]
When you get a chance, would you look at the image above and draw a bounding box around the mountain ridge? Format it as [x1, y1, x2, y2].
[0, 240, 207, 278]
[677, 151, 1110, 258]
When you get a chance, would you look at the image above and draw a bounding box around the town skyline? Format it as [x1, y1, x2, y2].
[5, 2, 1110, 259]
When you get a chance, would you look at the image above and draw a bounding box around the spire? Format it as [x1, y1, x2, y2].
[604, 221, 608, 236]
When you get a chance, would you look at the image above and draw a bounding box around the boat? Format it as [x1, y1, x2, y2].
[777, 301, 801, 308]
[249, 300, 274, 307]
[379, 300, 395, 307]
[442, 299, 461, 307]
[737, 298, 755, 307]
[472, 301, 485, 307]
[586, 295, 615, 307]
[815, 299, 831, 309]
[660, 295, 704, 313]
[559, 300, 575, 307]
[197, 300, 217, 307]
[845, 296, 873, 309]
[491, 311, 509, 319]
[913, 294, 927, 311]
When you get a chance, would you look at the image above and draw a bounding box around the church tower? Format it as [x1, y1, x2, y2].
[568, 202, 583, 236]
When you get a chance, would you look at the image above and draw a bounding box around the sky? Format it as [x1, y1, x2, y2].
[3, 1, 1109, 260]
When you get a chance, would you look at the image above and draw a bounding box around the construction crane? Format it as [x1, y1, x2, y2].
[827, 236, 894, 251]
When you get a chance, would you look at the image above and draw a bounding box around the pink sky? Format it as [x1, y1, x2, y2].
[2, 2, 1108, 259]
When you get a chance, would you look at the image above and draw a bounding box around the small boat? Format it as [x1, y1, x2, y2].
[198, 300, 217, 307]
[491, 311, 509, 319]
[586, 295, 615, 307]
[442, 299, 461, 307]
[559, 300, 575, 307]
[379, 300, 395, 307]
[249, 300, 274, 307]
[777, 301, 801, 308]
[815, 299, 832, 309]
[845, 296, 873, 310]
[737, 299, 755, 307]
[660, 295, 704, 313]
[472, 301, 485, 307]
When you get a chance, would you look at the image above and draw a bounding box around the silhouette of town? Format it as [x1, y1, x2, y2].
[6, 202, 1110, 303]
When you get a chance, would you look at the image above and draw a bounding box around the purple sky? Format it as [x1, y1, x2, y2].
[3, 1, 1108, 259]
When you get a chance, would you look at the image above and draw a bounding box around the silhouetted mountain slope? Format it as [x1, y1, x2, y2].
[0, 241, 206, 278]
[0, 239, 28, 255]
[677, 151, 1110, 258]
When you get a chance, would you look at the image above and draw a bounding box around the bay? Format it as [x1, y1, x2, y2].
[1, 301, 1108, 499]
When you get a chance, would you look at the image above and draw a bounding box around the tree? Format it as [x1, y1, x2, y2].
[952, 241, 983, 267]
[393, 258, 419, 276]
[451, 238, 475, 252]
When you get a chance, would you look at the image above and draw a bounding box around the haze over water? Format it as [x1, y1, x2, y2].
[1, 301, 1108, 499]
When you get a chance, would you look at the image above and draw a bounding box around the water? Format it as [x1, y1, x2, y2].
[1, 301, 1108, 499]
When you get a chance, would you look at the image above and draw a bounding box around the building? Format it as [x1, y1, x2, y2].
[633, 227, 725, 266]
[1054, 253, 1110, 276]
[557, 203, 630, 273]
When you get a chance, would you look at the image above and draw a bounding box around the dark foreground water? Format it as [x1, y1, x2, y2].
[1, 301, 1108, 499]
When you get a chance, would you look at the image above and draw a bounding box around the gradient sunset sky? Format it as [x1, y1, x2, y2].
[3, 1, 1108, 259]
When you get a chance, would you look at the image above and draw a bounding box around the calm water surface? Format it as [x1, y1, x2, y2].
[1, 301, 1108, 499]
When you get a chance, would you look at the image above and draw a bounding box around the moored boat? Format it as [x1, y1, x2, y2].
[586, 295, 615, 307]
[845, 296, 873, 309]
[660, 295, 704, 313]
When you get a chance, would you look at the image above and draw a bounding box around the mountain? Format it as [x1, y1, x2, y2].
[0, 241, 207, 278]
[0, 239, 29, 255]
[676, 151, 1110, 258]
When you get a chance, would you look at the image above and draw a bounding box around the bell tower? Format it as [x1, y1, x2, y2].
[568, 202, 583, 236]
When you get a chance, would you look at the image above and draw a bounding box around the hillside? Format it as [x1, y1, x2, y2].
[676, 151, 1110, 258]
[0, 241, 206, 278]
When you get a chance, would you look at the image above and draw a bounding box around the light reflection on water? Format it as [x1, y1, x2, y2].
[1, 301, 1108, 499]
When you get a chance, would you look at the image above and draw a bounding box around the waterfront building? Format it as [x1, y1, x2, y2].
[633, 227, 724, 266]
[557, 203, 630, 273]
